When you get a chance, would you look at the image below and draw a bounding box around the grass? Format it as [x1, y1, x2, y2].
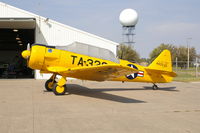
[173, 67, 200, 82]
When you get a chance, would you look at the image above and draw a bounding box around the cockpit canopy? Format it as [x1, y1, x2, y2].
[56, 42, 119, 63]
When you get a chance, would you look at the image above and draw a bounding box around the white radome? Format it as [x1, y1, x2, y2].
[119, 8, 138, 26]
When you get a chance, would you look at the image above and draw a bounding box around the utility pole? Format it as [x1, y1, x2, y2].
[196, 57, 198, 78]
[176, 57, 178, 72]
[187, 38, 192, 70]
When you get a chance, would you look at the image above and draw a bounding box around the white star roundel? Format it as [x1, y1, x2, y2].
[126, 64, 138, 79]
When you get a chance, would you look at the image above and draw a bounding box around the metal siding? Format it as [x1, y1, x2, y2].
[0, 2, 37, 18]
[37, 21, 118, 54]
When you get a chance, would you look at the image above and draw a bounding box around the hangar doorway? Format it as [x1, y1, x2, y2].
[0, 18, 35, 79]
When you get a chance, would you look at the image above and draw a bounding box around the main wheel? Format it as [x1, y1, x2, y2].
[52, 84, 67, 95]
[45, 79, 56, 91]
[152, 84, 158, 90]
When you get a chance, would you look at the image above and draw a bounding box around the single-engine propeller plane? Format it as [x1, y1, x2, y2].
[22, 42, 177, 95]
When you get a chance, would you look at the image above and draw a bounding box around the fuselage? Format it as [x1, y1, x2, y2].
[23, 44, 173, 83]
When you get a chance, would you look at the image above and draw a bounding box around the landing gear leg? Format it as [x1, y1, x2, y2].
[52, 76, 67, 95]
[45, 74, 57, 91]
[152, 83, 158, 90]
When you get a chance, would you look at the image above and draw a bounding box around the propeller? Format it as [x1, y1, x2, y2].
[27, 43, 30, 51]
[22, 43, 31, 60]
[21, 43, 31, 67]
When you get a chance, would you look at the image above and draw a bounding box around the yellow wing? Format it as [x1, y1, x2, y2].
[47, 65, 138, 81]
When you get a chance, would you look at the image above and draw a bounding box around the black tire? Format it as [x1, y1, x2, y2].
[45, 79, 56, 91]
[52, 84, 67, 95]
[152, 84, 158, 90]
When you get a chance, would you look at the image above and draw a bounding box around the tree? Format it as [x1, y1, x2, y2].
[149, 43, 197, 68]
[149, 43, 176, 62]
[117, 44, 140, 62]
[176, 46, 196, 68]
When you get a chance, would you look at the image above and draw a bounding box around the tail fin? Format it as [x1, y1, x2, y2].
[148, 49, 172, 72]
[146, 50, 177, 77]
[148, 50, 172, 72]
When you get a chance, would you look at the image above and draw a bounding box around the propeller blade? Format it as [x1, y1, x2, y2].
[27, 43, 30, 51]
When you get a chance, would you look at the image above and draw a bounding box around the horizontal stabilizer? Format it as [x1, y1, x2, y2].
[145, 68, 177, 77]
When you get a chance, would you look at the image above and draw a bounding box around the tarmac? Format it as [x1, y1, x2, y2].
[0, 79, 200, 133]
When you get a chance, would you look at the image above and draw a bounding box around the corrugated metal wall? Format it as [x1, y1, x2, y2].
[0, 2, 37, 18]
[36, 19, 118, 54]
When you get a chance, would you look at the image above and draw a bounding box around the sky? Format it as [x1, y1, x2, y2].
[1, 0, 200, 58]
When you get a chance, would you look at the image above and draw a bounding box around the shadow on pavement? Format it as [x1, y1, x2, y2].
[88, 86, 177, 92]
[143, 86, 178, 92]
[66, 84, 146, 103]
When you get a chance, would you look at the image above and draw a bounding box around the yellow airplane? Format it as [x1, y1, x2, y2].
[22, 43, 177, 95]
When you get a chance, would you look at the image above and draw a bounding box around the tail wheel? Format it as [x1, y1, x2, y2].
[52, 84, 67, 95]
[45, 79, 56, 91]
[152, 84, 158, 90]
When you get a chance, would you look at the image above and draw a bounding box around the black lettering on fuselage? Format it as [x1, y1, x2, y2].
[95, 60, 100, 65]
[71, 55, 108, 66]
[78, 57, 84, 66]
[87, 59, 93, 66]
[71, 55, 77, 64]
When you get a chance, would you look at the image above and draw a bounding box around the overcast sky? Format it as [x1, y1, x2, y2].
[2, 0, 200, 58]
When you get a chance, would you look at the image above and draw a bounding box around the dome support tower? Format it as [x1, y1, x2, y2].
[122, 26, 135, 45]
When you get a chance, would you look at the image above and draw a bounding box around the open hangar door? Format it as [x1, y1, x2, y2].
[0, 18, 35, 79]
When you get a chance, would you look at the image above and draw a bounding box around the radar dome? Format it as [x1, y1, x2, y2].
[119, 9, 138, 26]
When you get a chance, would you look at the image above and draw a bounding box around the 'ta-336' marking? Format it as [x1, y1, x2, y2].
[71, 55, 107, 66]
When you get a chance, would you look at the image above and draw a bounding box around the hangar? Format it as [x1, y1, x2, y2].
[0, 2, 118, 79]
